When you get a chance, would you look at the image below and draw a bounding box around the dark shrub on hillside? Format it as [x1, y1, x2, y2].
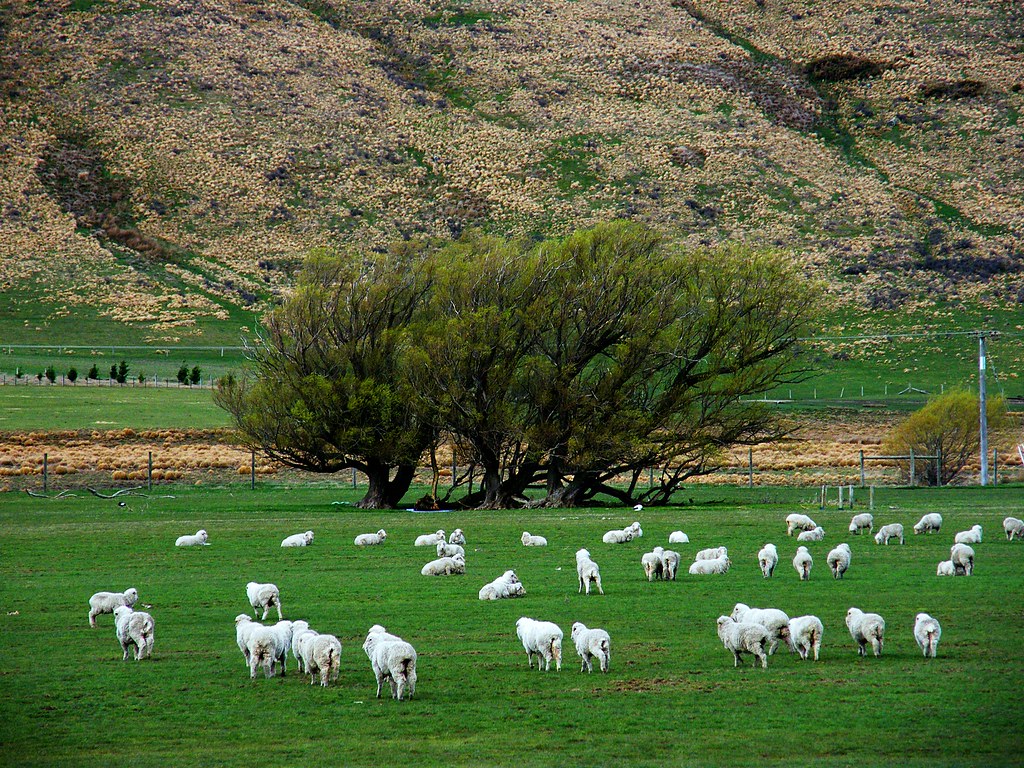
[804, 55, 888, 82]
[919, 79, 986, 99]
[87, 364, 98, 380]
[67, 367, 78, 383]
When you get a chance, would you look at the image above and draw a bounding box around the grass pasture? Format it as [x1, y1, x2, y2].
[0, 485, 1021, 767]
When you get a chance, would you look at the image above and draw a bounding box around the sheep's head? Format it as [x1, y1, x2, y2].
[731, 603, 749, 621]
[506, 570, 519, 583]
[197, 530, 208, 542]
[305, 531, 315, 543]
[124, 588, 139, 606]
[570, 622, 585, 639]
[377, 529, 387, 539]
[521, 532, 531, 544]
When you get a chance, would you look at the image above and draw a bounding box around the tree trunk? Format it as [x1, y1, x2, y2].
[356, 461, 417, 509]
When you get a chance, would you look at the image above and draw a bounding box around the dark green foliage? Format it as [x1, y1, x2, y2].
[44, 366, 56, 383]
[87, 364, 99, 380]
[919, 79, 987, 99]
[189, 365, 201, 385]
[177, 364, 189, 384]
[804, 54, 888, 83]
[116, 360, 129, 384]
[109, 363, 117, 380]
[67, 367, 78, 383]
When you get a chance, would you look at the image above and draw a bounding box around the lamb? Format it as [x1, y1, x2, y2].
[694, 546, 728, 561]
[281, 530, 314, 547]
[449, 528, 466, 545]
[302, 633, 342, 687]
[688, 556, 730, 575]
[628, 521, 643, 538]
[246, 581, 283, 620]
[479, 570, 524, 601]
[874, 523, 904, 545]
[846, 607, 885, 657]
[113, 606, 155, 661]
[913, 613, 942, 658]
[437, 541, 465, 558]
[575, 549, 604, 595]
[668, 530, 689, 544]
[849, 513, 874, 535]
[570, 622, 611, 673]
[936, 559, 956, 576]
[826, 543, 852, 580]
[716, 615, 769, 669]
[730, 603, 790, 655]
[913, 513, 943, 535]
[950, 543, 975, 576]
[641, 547, 665, 581]
[757, 543, 778, 578]
[661, 549, 681, 580]
[515, 617, 563, 671]
[246, 620, 293, 679]
[786, 615, 823, 661]
[414, 529, 446, 546]
[602, 528, 634, 544]
[288, 619, 314, 672]
[362, 626, 417, 699]
[88, 587, 138, 627]
[954, 525, 983, 545]
[786, 513, 818, 536]
[797, 526, 825, 542]
[354, 529, 387, 546]
[1003, 516, 1024, 541]
[175, 529, 208, 546]
[793, 546, 813, 581]
[235, 614, 260, 666]
[521, 531, 548, 547]
[420, 553, 466, 576]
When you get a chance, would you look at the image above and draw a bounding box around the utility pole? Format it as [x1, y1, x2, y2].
[978, 332, 997, 486]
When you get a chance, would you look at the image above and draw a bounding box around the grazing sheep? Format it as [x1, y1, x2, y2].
[641, 547, 665, 581]
[661, 549, 681, 580]
[936, 560, 955, 576]
[792, 546, 813, 580]
[437, 541, 465, 558]
[846, 607, 885, 657]
[175, 529, 208, 547]
[354, 529, 387, 546]
[688, 556, 731, 575]
[913, 513, 943, 535]
[515, 617, 563, 671]
[716, 615, 769, 669]
[246, 620, 293, 679]
[363, 627, 417, 699]
[289, 620, 315, 672]
[113, 606, 155, 661]
[521, 531, 548, 547]
[694, 546, 728, 561]
[913, 613, 942, 658]
[874, 523, 904, 546]
[668, 530, 689, 544]
[757, 543, 779, 578]
[786, 513, 818, 536]
[628, 521, 643, 538]
[449, 528, 466, 545]
[849, 513, 874, 535]
[420, 553, 466, 576]
[602, 528, 634, 544]
[235, 614, 260, 666]
[479, 570, 524, 601]
[414, 529, 446, 547]
[731, 603, 790, 655]
[827, 543, 852, 580]
[1003, 517, 1024, 541]
[88, 588, 138, 627]
[954, 525, 983, 545]
[575, 549, 604, 595]
[787, 615, 823, 661]
[797, 526, 825, 542]
[950, 543, 975, 576]
[570, 622, 611, 673]
[281, 530, 314, 547]
[302, 633, 342, 687]
[246, 581, 283, 620]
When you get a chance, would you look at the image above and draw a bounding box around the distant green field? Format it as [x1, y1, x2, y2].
[0, 484, 1019, 767]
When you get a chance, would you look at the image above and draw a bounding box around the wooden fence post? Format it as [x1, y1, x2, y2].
[860, 450, 865, 487]
[909, 448, 915, 487]
[869, 485, 874, 511]
[148, 451, 153, 491]
[748, 448, 753, 488]
[43, 453, 48, 493]
[250, 449, 256, 490]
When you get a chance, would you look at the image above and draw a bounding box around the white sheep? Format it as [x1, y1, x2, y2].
[235, 614, 260, 667]
[570, 622, 611, 673]
[797, 526, 825, 542]
[479, 569, 524, 600]
[913, 513, 943, 535]
[730, 603, 790, 655]
[694, 546, 728, 561]
[175, 529, 208, 546]
[641, 547, 665, 581]
[716, 615, 769, 668]
[420, 553, 466, 576]
[521, 531, 548, 547]
[281, 530, 314, 547]
[954, 525, 983, 545]
[246, 620, 293, 679]
[1003, 516, 1024, 541]
[950, 543, 975, 576]
[936, 559, 955, 576]
[793, 546, 813, 581]
[88, 587, 138, 627]
[668, 530, 689, 544]
[826, 543, 852, 580]
[688, 556, 730, 575]
[449, 528, 466, 545]
[874, 523, 904, 545]
[786, 513, 818, 536]
[293, 625, 320, 674]
[113, 606, 155, 661]
[414, 529, 446, 546]
[661, 549, 681, 580]
[913, 613, 942, 658]
[515, 617, 563, 671]
[289, 619, 314, 672]
[246, 581, 283, 620]
[302, 633, 342, 687]
[757, 543, 778, 578]
[628, 521, 643, 538]
[354, 529, 387, 546]
[849, 513, 874, 535]
[363, 627, 417, 699]
[786, 615, 823, 661]
[575, 549, 604, 595]
[846, 607, 885, 657]
[436, 541, 465, 558]
[602, 528, 634, 544]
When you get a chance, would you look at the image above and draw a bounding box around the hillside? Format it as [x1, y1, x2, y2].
[1, 0, 1023, 346]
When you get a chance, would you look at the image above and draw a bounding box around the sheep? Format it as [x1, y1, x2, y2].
[246, 581, 283, 620]
[602, 528, 634, 544]
[449, 528, 466, 545]
[235, 614, 260, 666]
[521, 531, 548, 547]
[354, 529, 387, 546]
[641, 547, 665, 581]
[1003, 516, 1024, 541]
[730, 603, 790, 655]
[936, 560, 956, 576]
[757, 543, 778, 578]
[363, 627, 417, 699]
[113, 606, 155, 661]
[88, 587, 138, 627]
[688, 556, 730, 575]
[786, 513, 818, 536]
[826, 543, 852, 580]
[950, 543, 975, 576]
[716, 615, 769, 669]
[302, 633, 342, 687]
[420, 553, 466, 576]
[575, 549, 604, 595]
[570, 622, 610, 673]
[786, 615, 823, 661]
[874, 523, 904, 545]
[437, 541, 465, 558]
[846, 607, 885, 657]
[414, 529, 446, 547]
[913, 613, 942, 658]
[797, 526, 825, 542]
[661, 549, 681, 580]
[479, 570, 524, 601]
[694, 546, 728, 561]
[793, 546, 813, 580]
[281, 530, 314, 547]
[246, 621, 293, 679]
[849, 513, 874, 535]
[913, 513, 943, 535]
[515, 617, 563, 671]
[175, 529, 208, 546]
[289, 619, 314, 672]
[954, 525, 983, 545]
[628, 521, 643, 538]
[668, 530, 689, 544]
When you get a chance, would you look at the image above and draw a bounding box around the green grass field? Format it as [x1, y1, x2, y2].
[0, 484, 1020, 767]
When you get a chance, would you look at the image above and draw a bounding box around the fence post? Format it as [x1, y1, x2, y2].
[935, 447, 942, 487]
[649, 466, 654, 490]
[352, 467, 357, 489]
[43, 453, 48, 493]
[748, 448, 753, 488]
[860, 450, 865, 487]
[250, 449, 256, 490]
[848, 484, 854, 509]
[869, 485, 874, 511]
[909, 448, 915, 487]
[819, 484, 825, 510]
[994, 448, 998, 487]
[838, 485, 844, 510]
[148, 451, 153, 491]
[452, 453, 457, 487]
